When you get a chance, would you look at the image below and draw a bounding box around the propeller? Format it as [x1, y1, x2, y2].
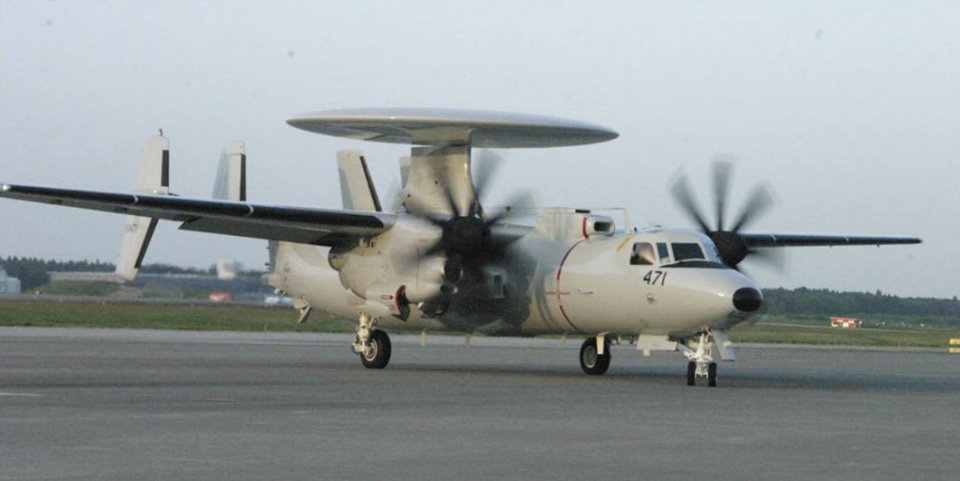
[419, 150, 527, 256]
[393, 149, 532, 264]
[671, 155, 780, 270]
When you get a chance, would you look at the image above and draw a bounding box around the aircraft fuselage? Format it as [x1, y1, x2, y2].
[267, 209, 762, 340]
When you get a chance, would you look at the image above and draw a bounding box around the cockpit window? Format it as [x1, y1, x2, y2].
[657, 243, 670, 264]
[671, 243, 705, 261]
[705, 243, 722, 263]
[630, 242, 656, 265]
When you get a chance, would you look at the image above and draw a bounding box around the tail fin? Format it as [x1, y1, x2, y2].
[399, 155, 411, 190]
[116, 134, 169, 281]
[212, 141, 246, 201]
[337, 150, 381, 211]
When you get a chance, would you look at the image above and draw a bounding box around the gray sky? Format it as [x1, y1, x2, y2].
[1, 0, 957, 298]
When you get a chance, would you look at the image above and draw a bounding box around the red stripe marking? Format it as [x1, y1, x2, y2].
[394, 285, 406, 313]
[581, 216, 589, 239]
[555, 240, 584, 333]
[556, 239, 584, 281]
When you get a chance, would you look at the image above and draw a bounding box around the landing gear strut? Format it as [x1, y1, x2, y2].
[352, 312, 391, 369]
[681, 332, 717, 387]
[579, 336, 611, 375]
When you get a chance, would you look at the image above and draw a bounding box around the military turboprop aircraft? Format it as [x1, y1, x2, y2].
[0, 108, 921, 386]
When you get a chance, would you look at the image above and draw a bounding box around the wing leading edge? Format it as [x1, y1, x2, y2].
[0, 183, 394, 246]
[741, 232, 921, 248]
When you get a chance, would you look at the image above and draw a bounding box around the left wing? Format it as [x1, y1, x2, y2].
[0, 183, 395, 246]
[741, 232, 921, 247]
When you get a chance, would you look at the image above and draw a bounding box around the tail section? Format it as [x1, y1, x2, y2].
[337, 150, 381, 211]
[212, 141, 246, 201]
[116, 134, 170, 281]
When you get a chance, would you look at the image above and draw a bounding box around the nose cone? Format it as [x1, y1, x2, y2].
[733, 287, 763, 312]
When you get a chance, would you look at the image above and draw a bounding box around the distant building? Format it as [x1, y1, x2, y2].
[0, 267, 21, 294]
[830, 317, 862, 329]
[216, 260, 239, 281]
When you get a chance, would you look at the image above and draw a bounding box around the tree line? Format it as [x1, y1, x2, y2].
[1, 257, 211, 289]
[761, 287, 960, 321]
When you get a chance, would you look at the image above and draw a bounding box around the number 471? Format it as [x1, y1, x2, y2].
[643, 270, 667, 286]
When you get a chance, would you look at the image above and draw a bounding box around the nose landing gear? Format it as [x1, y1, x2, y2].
[681, 332, 718, 387]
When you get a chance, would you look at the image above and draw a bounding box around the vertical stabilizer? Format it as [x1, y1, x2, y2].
[337, 150, 382, 211]
[212, 141, 247, 201]
[399, 155, 411, 190]
[116, 135, 169, 281]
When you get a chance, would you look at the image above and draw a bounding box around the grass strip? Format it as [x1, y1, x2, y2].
[0, 298, 352, 333]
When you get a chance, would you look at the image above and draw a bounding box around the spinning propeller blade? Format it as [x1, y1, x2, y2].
[671, 156, 780, 270]
[402, 149, 530, 266]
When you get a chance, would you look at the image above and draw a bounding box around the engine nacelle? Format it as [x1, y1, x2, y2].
[363, 281, 410, 321]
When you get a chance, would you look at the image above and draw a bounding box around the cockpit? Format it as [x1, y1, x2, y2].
[628, 231, 726, 268]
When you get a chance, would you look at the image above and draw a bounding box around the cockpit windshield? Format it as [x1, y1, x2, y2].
[671, 242, 705, 261]
[630, 236, 725, 267]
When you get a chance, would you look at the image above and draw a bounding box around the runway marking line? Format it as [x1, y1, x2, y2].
[0, 392, 44, 397]
[206, 397, 238, 403]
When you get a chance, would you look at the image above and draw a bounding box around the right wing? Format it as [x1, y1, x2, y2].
[741, 233, 921, 247]
[0, 183, 395, 246]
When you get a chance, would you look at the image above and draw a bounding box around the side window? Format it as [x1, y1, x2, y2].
[630, 242, 656, 265]
[657, 242, 670, 264]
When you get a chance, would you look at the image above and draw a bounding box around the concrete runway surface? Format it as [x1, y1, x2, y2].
[1, 327, 958, 481]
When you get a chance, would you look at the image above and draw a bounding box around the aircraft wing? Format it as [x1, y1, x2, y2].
[741, 233, 922, 247]
[0, 183, 394, 246]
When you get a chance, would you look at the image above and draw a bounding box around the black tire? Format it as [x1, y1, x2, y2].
[579, 337, 611, 375]
[360, 329, 391, 369]
[707, 362, 718, 387]
[687, 361, 696, 386]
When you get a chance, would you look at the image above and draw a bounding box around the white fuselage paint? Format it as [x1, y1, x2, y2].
[268, 209, 760, 339]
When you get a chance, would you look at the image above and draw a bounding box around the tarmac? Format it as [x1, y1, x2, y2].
[1, 327, 958, 480]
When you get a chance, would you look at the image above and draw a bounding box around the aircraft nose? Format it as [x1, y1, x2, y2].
[732, 287, 763, 312]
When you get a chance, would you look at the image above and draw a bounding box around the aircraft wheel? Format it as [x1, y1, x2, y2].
[360, 329, 391, 369]
[579, 337, 611, 375]
[686, 361, 696, 386]
[708, 362, 718, 387]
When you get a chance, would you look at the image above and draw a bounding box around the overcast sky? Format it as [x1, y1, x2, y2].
[1, 0, 957, 298]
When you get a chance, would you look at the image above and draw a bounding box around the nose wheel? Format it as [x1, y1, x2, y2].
[686, 360, 717, 387]
[681, 332, 718, 387]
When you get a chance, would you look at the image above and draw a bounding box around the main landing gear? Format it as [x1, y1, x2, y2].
[579, 336, 611, 375]
[352, 312, 391, 369]
[680, 332, 718, 387]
